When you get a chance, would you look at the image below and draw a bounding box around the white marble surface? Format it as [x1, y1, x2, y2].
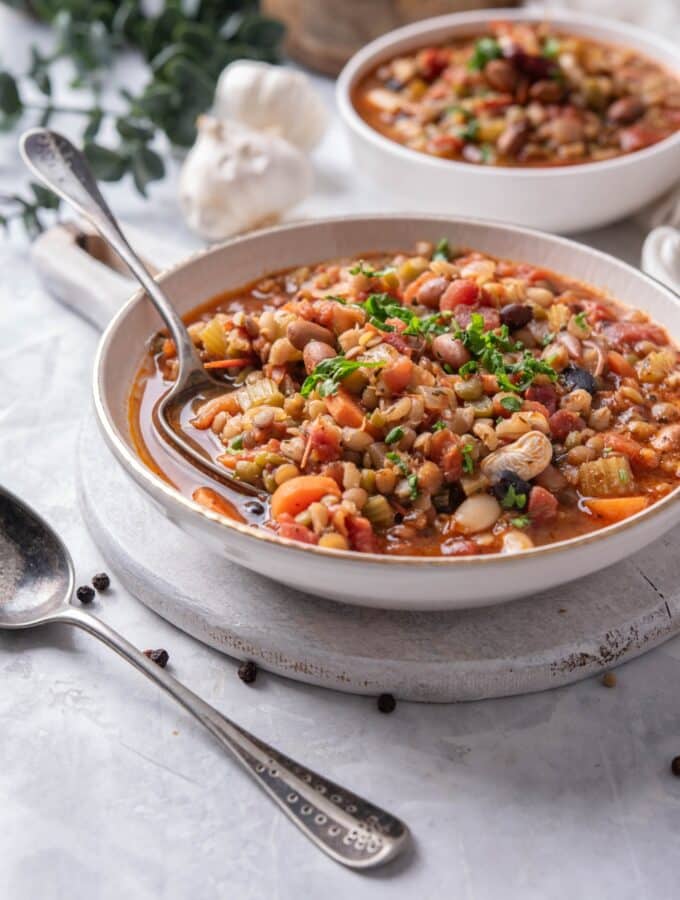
[2, 6, 680, 899]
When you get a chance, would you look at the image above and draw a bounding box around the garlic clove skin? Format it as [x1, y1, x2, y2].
[178, 115, 313, 241]
[215, 60, 328, 152]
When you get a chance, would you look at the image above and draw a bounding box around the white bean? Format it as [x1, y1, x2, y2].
[454, 494, 501, 535]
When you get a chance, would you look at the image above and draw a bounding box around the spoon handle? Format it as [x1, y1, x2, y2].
[19, 128, 199, 380]
[57, 606, 408, 869]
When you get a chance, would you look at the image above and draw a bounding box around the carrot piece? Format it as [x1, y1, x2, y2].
[192, 487, 245, 522]
[271, 475, 341, 521]
[191, 393, 240, 429]
[203, 358, 253, 369]
[325, 389, 365, 428]
[584, 496, 648, 522]
[382, 356, 413, 394]
[162, 338, 176, 358]
[607, 350, 636, 378]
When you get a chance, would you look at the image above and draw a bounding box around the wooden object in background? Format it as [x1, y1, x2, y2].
[262, 0, 520, 75]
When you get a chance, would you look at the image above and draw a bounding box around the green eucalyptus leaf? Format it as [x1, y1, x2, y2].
[84, 142, 128, 181]
[238, 15, 285, 49]
[84, 107, 104, 141]
[0, 72, 21, 116]
[30, 182, 60, 210]
[116, 116, 155, 143]
[130, 144, 165, 196]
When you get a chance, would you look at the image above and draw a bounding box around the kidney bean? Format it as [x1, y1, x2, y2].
[440, 279, 480, 310]
[303, 340, 336, 373]
[416, 276, 449, 309]
[529, 79, 563, 103]
[484, 58, 517, 93]
[500, 303, 532, 330]
[497, 120, 531, 157]
[432, 334, 471, 370]
[527, 485, 558, 524]
[548, 409, 586, 443]
[549, 115, 585, 145]
[287, 319, 335, 351]
[607, 96, 645, 125]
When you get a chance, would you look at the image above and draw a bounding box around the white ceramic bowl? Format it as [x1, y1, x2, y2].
[94, 214, 680, 611]
[337, 9, 680, 234]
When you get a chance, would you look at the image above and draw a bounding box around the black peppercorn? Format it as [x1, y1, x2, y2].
[92, 572, 110, 592]
[144, 648, 169, 668]
[671, 756, 680, 777]
[238, 660, 257, 684]
[76, 585, 95, 604]
[377, 693, 396, 714]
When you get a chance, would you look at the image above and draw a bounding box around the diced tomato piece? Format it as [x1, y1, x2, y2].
[528, 486, 558, 524]
[453, 306, 500, 331]
[604, 321, 668, 349]
[308, 419, 343, 461]
[346, 516, 379, 553]
[382, 332, 413, 357]
[440, 279, 480, 310]
[382, 355, 414, 393]
[277, 514, 319, 545]
[476, 94, 514, 112]
[430, 133, 464, 154]
[549, 409, 586, 442]
[522, 400, 552, 419]
[526, 384, 557, 415]
[603, 432, 658, 470]
[419, 47, 450, 80]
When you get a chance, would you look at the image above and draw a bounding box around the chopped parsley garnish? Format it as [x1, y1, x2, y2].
[468, 37, 502, 71]
[300, 356, 384, 398]
[386, 452, 419, 500]
[479, 144, 494, 164]
[602, 446, 613, 457]
[324, 294, 347, 304]
[432, 420, 447, 432]
[386, 451, 409, 475]
[542, 37, 561, 59]
[455, 312, 555, 393]
[461, 443, 475, 474]
[542, 332, 556, 347]
[385, 426, 404, 445]
[511, 515, 531, 529]
[362, 292, 447, 336]
[500, 395, 522, 412]
[226, 434, 244, 452]
[432, 237, 451, 261]
[618, 468, 630, 483]
[458, 117, 480, 142]
[348, 261, 392, 278]
[573, 311, 588, 329]
[501, 484, 527, 510]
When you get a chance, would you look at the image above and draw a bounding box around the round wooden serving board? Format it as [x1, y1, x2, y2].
[78, 423, 680, 702]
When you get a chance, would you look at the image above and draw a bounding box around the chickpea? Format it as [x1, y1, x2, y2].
[417, 461, 444, 494]
[318, 532, 349, 550]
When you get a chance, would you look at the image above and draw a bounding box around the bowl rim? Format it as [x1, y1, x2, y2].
[336, 7, 680, 180]
[94, 211, 680, 569]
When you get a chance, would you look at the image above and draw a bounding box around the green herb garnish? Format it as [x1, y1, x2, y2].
[618, 468, 630, 483]
[573, 311, 588, 329]
[542, 37, 561, 59]
[500, 395, 522, 413]
[542, 332, 556, 347]
[461, 443, 475, 474]
[300, 356, 384, 398]
[511, 515, 531, 529]
[468, 37, 502, 71]
[432, 420, 447, 432]
[324, 294, 348, 304]
[385, 426, 404, 445]
[458, 117, 480, 142]
[386, 451, 409, 476]
[227, 434, 244, 452]
[362, 293, 447, 336]
[407, 473, 419, 501]
[501, 484, 527, 510]
[432, 237, 451, 261]
[348, 261, 392, 278]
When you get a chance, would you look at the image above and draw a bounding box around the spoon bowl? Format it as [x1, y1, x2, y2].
[19, 128, 265, 501]
[0, 483, 408, 868]
[0, 486, 73, 628]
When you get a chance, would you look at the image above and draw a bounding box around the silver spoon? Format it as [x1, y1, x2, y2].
[19, 127, 264, 500]
[0, 484, 409, 868]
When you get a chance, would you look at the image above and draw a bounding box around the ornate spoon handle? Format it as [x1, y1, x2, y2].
[57, 606, 409, 869]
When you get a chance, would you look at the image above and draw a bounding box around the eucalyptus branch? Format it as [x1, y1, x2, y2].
[0, 0, 285, 236]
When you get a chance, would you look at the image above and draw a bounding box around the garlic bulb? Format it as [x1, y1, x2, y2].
[178, 115, 313, 241]
[215, 61, 328, 152]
